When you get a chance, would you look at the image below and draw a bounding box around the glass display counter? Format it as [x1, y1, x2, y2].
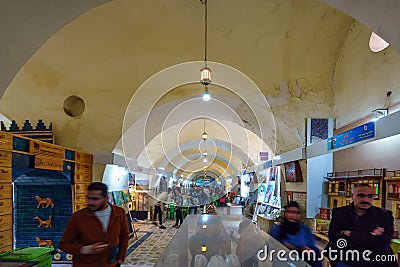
[155, 215, 310, 267]
[227, 203, 243, 215]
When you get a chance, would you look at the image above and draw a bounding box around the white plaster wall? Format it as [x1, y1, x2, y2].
[0, 0, 352, 157]
[334, 21, 400, 128]
[102, 164, 129, 191]
[307, 154, 332, 218]
[333, 134, 400, 171]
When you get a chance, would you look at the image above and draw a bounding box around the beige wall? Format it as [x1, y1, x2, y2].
[0, 0, 353, 160]
[333, 134, 400, 171]
[333, 20, 400, 171]
[334, 22, 400, 129]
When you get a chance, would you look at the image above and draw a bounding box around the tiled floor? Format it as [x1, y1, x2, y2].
[123, 207, 231, 266]
[123, 219, 179, 266]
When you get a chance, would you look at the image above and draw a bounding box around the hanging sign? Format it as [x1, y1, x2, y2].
[195, 176, 215, 186]
[327, 121, 375, 151]
[34, 154, 63, 171]
[30, 140, 65, 159]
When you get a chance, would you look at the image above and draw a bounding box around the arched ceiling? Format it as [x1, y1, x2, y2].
[1, 0, 399, 180]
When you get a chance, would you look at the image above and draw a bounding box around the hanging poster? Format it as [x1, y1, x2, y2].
[108, 192, 115, 205]
[121, 189, 131, 203]
[240, 173, 251, 198]
[128, 173, 135, 186]
[257, 184, 267, 202]
[268, 167, 278, 181]
[264, 182, 275, 203]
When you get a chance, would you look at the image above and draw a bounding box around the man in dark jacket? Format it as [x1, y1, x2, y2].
[327, 183, 397, 267]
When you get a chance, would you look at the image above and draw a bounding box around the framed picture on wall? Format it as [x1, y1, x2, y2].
[285, 161, 303, 182]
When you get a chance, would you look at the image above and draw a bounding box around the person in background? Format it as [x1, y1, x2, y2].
[270, 201, 322, 267]
[173, 193, 183, 228]
[60, 182, 129, 267]
[153, 192, 168, 229]
[327, 183, 397, 267]
[219, 194, 226, 207]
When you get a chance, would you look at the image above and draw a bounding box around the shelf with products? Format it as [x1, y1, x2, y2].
[253, 196, 282, 223]
[325, 168, 384, 209]
[384, 172, 400, 219]
[385, 176, 400, 201]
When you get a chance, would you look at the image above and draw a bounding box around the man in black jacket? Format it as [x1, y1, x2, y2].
[327, 183, 397, 267]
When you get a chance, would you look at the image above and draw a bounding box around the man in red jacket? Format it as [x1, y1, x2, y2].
[60, 182, 129, 267]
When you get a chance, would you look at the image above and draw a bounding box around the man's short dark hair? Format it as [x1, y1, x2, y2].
[354, 183, 372, 189]
[88, 182, 108, 196]
[285, 200, 301, 211]
[352, 183, 372, 194]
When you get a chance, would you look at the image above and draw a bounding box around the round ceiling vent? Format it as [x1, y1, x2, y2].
[63, 95, 85, 117]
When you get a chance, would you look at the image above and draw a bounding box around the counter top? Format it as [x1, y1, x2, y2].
[155, 215, 310, 266]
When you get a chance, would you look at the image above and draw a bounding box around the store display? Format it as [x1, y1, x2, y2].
[252, 166, 282, 223]
[326, 168, 384, 209]
[0, 130, 93, 257]
[384, 170, 400, 219]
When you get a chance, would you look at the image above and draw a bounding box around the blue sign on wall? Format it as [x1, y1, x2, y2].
[327, 121, 375, 150]
[195, 176, 215, 186]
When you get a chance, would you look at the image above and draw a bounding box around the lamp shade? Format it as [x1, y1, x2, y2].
[200, 67, 211, 85]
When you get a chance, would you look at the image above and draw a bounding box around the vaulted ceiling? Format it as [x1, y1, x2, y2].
[0, 0, 399, 179]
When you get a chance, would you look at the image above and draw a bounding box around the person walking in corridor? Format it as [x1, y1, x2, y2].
[60, 182, 129, 267]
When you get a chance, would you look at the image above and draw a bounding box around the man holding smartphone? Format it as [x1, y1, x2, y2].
[60, 182, 129, 266]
